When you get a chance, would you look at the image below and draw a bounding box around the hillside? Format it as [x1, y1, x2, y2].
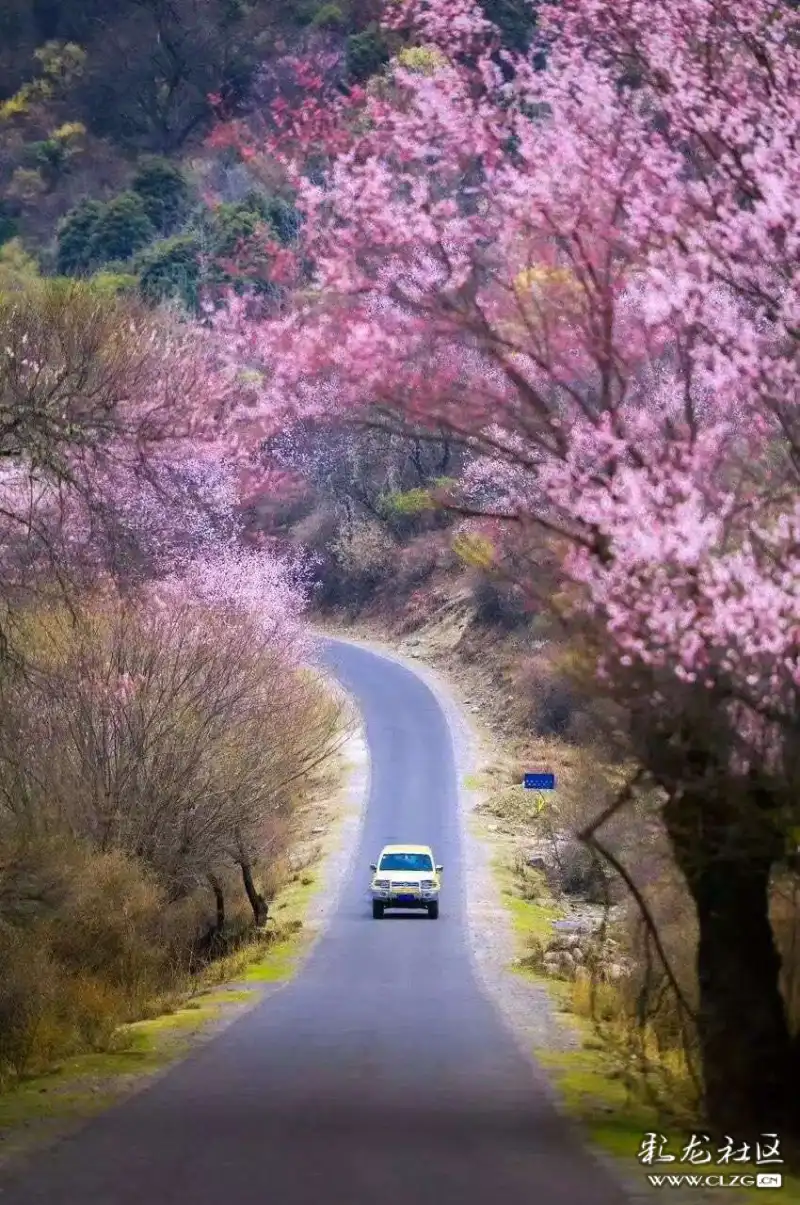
[0, 0, 537, 293]
[0, 0, 393, 293]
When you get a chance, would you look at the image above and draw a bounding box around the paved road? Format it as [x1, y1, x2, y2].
[0, 638, 630, 1205]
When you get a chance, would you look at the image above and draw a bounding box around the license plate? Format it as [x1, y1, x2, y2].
[396, 894, 416, 904]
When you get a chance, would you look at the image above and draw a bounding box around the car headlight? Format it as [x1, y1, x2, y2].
[373, 879, 390, 888]
[421, 880, 436, 889]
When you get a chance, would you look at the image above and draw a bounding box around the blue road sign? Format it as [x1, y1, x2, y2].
[524, 772, 556, 790]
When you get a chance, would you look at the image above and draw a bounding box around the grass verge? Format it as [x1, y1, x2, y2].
[481, 800, 800, 1204]
[536, 1040, 800, 1204]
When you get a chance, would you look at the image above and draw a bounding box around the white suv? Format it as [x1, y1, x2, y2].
[370, 844, 442, 919]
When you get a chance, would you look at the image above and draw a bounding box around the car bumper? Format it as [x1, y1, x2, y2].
[371, 891, 439, 908]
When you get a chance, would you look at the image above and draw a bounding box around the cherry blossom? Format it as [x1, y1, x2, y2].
[216, 0, 799, 747]
[213, 0, 800, 1133]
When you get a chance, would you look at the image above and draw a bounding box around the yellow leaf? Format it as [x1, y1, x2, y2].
[52, 121, 86, 141]
[512, 264, 577, 298]
[0, 92, 31, 121]
[452, 532, 495, 569]
[396, 46, 448, 75]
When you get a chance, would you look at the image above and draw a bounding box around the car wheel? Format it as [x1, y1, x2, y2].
[427, 901, 439, 919]
[372, 901, 385, 919]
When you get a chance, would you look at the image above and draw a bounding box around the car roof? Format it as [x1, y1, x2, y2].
[379, 844, 433, 855]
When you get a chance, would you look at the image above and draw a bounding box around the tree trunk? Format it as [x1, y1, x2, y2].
[240, 860, 269, 927]
[664, 787, 800, 1142]
[208, 873, 225, 934]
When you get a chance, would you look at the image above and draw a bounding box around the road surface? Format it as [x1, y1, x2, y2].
[0, 638, 631, 1205]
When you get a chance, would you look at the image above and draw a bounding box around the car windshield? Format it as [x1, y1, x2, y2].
[378, 853, 433, 872]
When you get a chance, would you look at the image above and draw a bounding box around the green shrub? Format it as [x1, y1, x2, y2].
[260, 195, 301, 245]
[345, 27, 390, 82]
[479, 0, 538, 51]
[25, 138, 69, 173]
[0, 238, 41, 293]
[86, 192, 155, 266]
[57, 193, 155, 275]
[56, 198, 106, 275]
[311, 3, 346, 27]
[130, 157, 192, 235]
[0, 203, 18, 246]
[137, 234, 202, 310]
[380, 487, 436, 516]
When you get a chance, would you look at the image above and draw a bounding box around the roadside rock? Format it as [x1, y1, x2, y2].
[540, 912, 630, 982]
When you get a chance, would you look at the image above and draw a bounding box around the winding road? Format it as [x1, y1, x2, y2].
[0, 638, 631, 1205]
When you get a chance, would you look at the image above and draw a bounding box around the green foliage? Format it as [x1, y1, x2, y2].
[290, 0, 347, 27]
[55, 179, 296, 299]
[0, 205, 19, 247]
[25, 137, 68, 172]
[452, 531, 495, 570]
[0, 41, 86, 121]
[197, 193, 295, 297]
[260, 195, 301, 245]
[479, 0, 540, 51]
[87, 192, 155, 265]
[0, 238, 42, 295]
[345, 26, 390, 82]
[396, 46, 447, 74]
[380, 487, 437, 516]
[15, 121, 84, 186]
[206, 199, 263, 258]
[204, 190, 295, 247]
[126, 189, 300, 313]
[130, 157, 192, 235]
[88, 270, 139, 298]
[57, 192, 155, 275]
[311, 2, 346, 27]
[33, 41, 87, 89]
[137, 234, 202, 311]
[56, 198, 105, 274]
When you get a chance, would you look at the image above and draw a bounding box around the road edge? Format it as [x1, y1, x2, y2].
[314, 627, 660, 1205]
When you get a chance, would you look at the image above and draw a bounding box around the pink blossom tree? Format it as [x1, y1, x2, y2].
[0, 277, 316, 666]
[217, 0, 800, 1136]
[152, 514, 316, 666]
